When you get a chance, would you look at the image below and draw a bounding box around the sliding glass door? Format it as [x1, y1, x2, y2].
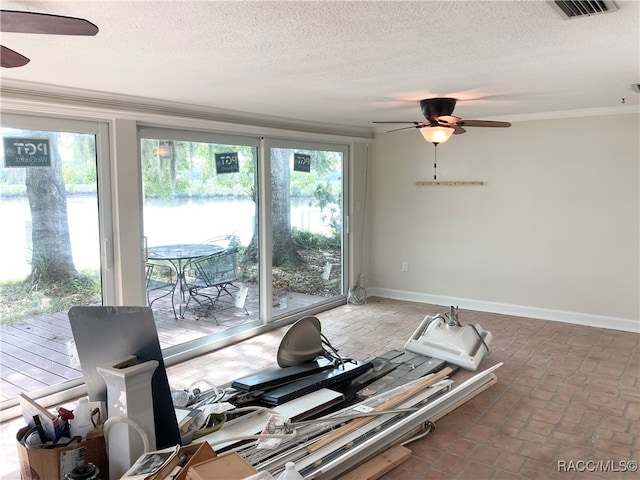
[139, 128, 260, 345]
[0, 114, 112, 401]
[138, 128, 348, 347]
[269, 143, 346, 317]
[0, 115, 351, 407]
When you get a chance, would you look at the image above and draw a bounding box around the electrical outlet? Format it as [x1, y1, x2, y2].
[402, 261, 408, 272]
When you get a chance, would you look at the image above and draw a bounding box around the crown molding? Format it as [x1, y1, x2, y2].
[493, 104, 639, 123]
[2, 79, 637, 137]
[0, 80, 375, 141]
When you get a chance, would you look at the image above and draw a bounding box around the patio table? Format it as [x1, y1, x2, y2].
[147, 243, 223, 318]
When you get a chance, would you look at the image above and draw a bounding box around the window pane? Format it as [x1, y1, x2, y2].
[141, 138, 259, 344]
[271, 147, 344, 315]
[0, 127, 102, 401]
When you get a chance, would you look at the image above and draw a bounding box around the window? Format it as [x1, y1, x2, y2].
[0, 114, 112, 403]
[269, 144, 346, 318]
[138, 129, 349, 352]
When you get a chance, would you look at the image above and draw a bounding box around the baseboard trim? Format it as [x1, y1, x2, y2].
[367, 288, 640, 333]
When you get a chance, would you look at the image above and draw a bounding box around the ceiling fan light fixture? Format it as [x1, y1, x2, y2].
[420, 126, 455, 145]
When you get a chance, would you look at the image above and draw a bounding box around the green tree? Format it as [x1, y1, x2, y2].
[271, 148, 303, 267]
[25, 131, 78, 282]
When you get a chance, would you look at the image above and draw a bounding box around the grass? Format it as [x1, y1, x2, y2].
[0, 271, 101, 324]
[0, 231, 339, 324]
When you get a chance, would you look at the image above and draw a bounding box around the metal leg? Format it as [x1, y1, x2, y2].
[174, 259, 189, 319]
[146, 262, 178, 319]
[162, 259, 182, 320]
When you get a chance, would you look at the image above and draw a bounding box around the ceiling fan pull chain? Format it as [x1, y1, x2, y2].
[433, 145, 438, 180]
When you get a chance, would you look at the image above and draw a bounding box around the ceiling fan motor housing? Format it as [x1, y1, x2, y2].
[420, 97, 457, 121]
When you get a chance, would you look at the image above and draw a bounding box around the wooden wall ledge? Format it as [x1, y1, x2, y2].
[416, 181, 484, 186]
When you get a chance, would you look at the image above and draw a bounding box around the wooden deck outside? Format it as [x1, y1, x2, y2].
[0, 283, 324, 402]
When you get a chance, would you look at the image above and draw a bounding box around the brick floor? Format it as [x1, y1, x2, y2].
[1, 297, 638, 479]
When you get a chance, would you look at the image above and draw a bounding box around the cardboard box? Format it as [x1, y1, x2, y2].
[186, 451, 257, 480]
[147, 441, 216, 480]
[16, 426, 109, 480]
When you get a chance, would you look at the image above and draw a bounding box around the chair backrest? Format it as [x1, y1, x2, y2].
[186, 248, 238, 288]
[145, 263, 154, 287]
[203, 234, 241, 251]
[145, 261, 174, 290]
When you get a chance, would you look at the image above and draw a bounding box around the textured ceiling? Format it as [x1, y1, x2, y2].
[1, 0, 639, 133]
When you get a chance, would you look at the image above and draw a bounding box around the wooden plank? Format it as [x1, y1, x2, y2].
[338, 445, 412, 480]
[307, 366, 453, 453]
[1, 377, 24, 400]
[296, 367, 501, 478]
[1, 325, 71, 353]
[0, 340, 80, 379]
[23, 312, 73, 332]
[0, 329, 73, 359]
[9, 318, 74, 342]
[0, 364, 48, 393]
[415, 181, 484, 186]
[0, 350, 70, 386]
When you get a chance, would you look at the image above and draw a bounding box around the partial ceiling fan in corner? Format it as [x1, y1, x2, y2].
[374, 97, 511, 146]
[0, 9, 98, 68]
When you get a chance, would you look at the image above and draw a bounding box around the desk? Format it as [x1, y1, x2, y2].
[148, 244, 223, 318]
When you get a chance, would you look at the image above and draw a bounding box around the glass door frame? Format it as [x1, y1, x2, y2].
[138, 125, 262, 323]
[0, 113, 115, 418]
[262, 137, 350, 324]
[0, 113, 115, 304]
[136, 128, 350, 335]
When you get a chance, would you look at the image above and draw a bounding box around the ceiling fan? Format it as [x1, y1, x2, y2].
[374, 97, 511, 145]
[0, 10, 98, 68]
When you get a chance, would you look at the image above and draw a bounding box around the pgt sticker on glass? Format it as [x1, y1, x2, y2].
[215, 152, 240, 174]
[293, 153, 311, 172]
[4, 137, 51, 167]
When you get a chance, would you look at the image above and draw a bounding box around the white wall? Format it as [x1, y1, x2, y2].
[369, 113, 639, 332]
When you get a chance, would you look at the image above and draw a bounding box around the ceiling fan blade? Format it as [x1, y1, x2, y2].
[0, 10, 98, 36]
[458, 120, 512, 128]
[436, 115, 461, 125]
[452, 125, 466, 135]
[386, 125, 421, 133]
[1, 45, 29, 67]
[372, 121, 420, 124]
[373, 121, 430, 132]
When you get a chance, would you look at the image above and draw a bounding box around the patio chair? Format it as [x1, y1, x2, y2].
[201, 234, 243, 298]
[203, 234, 241, 251]
[183, 243, 248, 322]
[145, 261, 176, 313]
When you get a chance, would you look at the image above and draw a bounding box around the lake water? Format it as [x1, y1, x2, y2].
[0, 196, 330, 281]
